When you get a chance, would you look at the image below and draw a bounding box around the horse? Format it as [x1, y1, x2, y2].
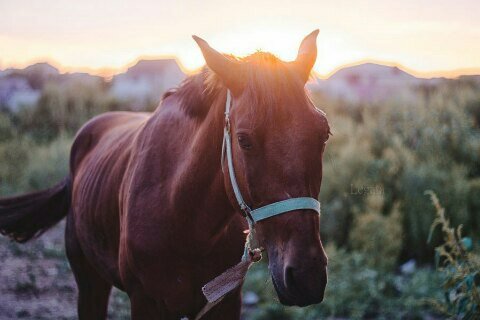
[0, 30, 330, 319]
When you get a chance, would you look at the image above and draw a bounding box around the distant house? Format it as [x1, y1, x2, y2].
[0, 59, 186, 112]
[309, 63, 424, 104]
[0, 76, 40, 112]
[0, 62, 62, 111]
[110, 59, 186, 108]
[0, 63, 106, 112]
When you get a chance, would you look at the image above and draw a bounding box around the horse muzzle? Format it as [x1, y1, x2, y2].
[270, 260, 327, 306]
[266, 229, 328, 307]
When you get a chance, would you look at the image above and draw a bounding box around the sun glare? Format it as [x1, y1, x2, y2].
[173, 26, 364, 78]
[174, 26, 309, 72]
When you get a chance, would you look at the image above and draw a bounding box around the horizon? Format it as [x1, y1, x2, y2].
[1, 0, 480, 80]
[3, 55, 480, 80]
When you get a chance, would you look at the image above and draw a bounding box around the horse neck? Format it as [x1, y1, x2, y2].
[167, 89, 240, 246]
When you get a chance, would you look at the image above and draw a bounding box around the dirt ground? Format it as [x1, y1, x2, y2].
[0, 221, 130, 320]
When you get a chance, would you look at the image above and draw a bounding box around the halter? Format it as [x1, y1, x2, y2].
[221, 90, 321, 228]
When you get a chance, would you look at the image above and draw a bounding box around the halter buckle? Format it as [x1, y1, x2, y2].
[240, 204, 255, 223]
[224, 114, 231, 133]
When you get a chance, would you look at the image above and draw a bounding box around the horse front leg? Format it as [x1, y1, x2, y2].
[129, 289, 168, 320]
[65, 213, 112, 320]
[129, 289, 242, 320]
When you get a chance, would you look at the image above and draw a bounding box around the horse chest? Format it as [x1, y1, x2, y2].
[120, 215, 244, 314]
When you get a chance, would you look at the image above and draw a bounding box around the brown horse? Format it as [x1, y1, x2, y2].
[0, 30, 330, 319]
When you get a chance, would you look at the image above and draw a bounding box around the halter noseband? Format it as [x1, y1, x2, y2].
[221, 90, 321, 226]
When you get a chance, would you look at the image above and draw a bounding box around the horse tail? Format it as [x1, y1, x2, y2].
[0, 177, 71, 243]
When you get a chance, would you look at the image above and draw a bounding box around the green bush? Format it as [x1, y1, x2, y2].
[0, 112, 16, 142]
[0, 135, 71, 195]
[349, 197, 403, 271]
[318, 80, 480, 261]
[320, 115, 374, 246]
[17, 80, 130, 142]
[427, 191, 480, 318]
[0, 138, 30, 194]
[20, 135, 71, 191]
[243, 245, 443, 320]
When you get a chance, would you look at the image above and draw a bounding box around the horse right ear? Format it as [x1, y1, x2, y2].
[292, 29, 319, 84]
[192, 35, 246, 95]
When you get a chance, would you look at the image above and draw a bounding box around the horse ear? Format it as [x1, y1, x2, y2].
[292, 29, 319, 83]
[192, 35, 245, 95]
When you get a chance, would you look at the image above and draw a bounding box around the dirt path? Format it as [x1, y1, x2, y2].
[0, 222, 130, 319]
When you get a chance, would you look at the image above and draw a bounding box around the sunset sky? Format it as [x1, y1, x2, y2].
[1, 0, 479, 78]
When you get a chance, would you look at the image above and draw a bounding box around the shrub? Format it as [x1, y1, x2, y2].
[0, 112, 16, 142]
[0, 138, 31, 195]
[243, 245, 443, 320]
[349, 197, 403, 271]
[17, 80, 130, 142]
[320, 115, 374, 247]
[427, 191, 480, 318]
[20, 135, 71, 191]
[318, 80, 480, 262]
[0, 135, 71, 196]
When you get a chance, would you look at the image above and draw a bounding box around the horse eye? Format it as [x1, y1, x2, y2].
[237, 134, 252, 150]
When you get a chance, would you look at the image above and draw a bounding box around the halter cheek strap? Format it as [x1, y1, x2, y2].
[221, 90, 321, 226]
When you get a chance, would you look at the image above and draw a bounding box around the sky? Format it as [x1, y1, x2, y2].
[1, 0, 479, 78]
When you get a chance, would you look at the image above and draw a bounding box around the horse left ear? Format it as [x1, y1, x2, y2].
[292, 29, 319, 83]
[192, 35, 246, 95]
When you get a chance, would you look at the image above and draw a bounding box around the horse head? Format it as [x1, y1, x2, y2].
[194, 30, 330, 307]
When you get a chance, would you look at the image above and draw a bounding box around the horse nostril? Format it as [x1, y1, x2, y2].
[281, 263, 327, 306]
[284, 266, 296, 291]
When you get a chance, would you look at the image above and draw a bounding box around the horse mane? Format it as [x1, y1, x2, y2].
[162, 52, 309, 121]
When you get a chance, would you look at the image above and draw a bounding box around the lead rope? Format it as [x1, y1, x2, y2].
[182, 91, 262, 320]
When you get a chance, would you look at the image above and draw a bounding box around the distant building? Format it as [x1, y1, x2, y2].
[0, 76, 40, 112]
[110, 59, 186, 108]
[309, 63, 425, 104]
[22, 62, 60, 78]
[0, 62, 62, 111]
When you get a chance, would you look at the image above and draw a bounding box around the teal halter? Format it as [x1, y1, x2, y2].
[221, 90, 321, 225]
